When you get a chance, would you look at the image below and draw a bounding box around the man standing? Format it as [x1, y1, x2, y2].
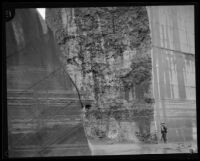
[160, 123, 167, 143]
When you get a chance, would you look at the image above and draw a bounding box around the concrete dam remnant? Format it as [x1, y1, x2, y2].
[6, 9, 91, 157]
[46, 6, 155, 143]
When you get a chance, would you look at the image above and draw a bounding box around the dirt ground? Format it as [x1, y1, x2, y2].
[88, 140, 197, 155]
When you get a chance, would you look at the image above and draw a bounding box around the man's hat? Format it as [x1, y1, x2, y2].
[161, 122, 165, 124]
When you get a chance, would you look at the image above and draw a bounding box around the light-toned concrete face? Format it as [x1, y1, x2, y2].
[147, 6, 194, 54]
[147, 5, 196, 144]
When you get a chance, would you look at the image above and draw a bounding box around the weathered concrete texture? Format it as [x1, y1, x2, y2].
[46, 7, 155, 142]
[6, 9, 91, 157]
[147, 6, 196, 143]
[46, 7, 152, 104]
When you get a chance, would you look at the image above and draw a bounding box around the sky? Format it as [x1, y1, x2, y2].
[37, 8, 46, 19]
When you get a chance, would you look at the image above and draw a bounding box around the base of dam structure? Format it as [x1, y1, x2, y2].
[6, 9, 91, 157]
[7, 89, 92, 157]
[9, 123, 91, 157]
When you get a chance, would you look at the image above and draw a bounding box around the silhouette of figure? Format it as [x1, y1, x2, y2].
[160, 123, 167, 143]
